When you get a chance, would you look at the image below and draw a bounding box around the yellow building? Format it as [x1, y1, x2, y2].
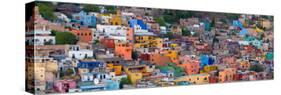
[134, 35, 163, 49]
[154, 38, 163, 48]
[128, 72, 143, 85]
[107, 63, 122, 75]
[34, 63, 46, 82]
[45, 61, 58, 73]
[174, 73, 210, 84]
[261, 19, 273, 29]
[240, 61, 250, 70]
[109, 10, 122, 25]
[170, 43, 177, 47]
[163, 50, 178, 61]
[219, 68, 237, 83]
[124, 65, 147, 74]
[123, 64, 154, 84]
[78, 68, 90, 74]
[26, 57, 58, 82]
[203, 65, 218, 73]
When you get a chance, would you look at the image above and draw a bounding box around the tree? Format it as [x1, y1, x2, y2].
[119, 77, 131, 89]
[104, 6, 116, 13]
[83, 5, 100, 13]
[226, 14, 240, 20]
[249, 64, 264, 72]
[163, 15, 177, 24]
[155, 17, 166, 26]
[93, 40, 99, 45]
[210, 18, 215, 28]
[52, 30, 79, 45]
[157, 62, 185, 77]
[182, 28, 191, 36]
[36, 2, 57, 21]
[132, 51, 139, 60]
[164, 32, 174, 39]
[65, 68, 74, 76]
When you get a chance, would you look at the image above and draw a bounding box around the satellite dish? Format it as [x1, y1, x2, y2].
[94, 78, 99, 85]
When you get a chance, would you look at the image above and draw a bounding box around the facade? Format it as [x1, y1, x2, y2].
[175, 74, 210, 85]
[72, 11, 97, 27]
[26, 6, 55, 46]
[115, 42, 133, 60]
[71, 28, 93, 43]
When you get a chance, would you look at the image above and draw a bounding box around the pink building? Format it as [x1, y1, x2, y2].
[54, 80, 76, 93]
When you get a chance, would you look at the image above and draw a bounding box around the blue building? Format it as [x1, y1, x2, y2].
[77, 81, 106, 91]
[239, 28, 248, 36]
[105, 80, 120, 90]
[78, 60, 105, 69]
[200, 55, 214, 68]
[202, 20, 211, 31]
[233, 20, 243, 29]
[73, 11, 97, 27]
[176, 81, 191, 86]
[129, 19, 147, 30]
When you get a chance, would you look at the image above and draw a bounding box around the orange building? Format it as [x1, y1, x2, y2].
[126, 28, 134, 42]
[71, 28, 93, 43]
[115, 42, 133, 60]
[219, 68, 237, 83]
[163, 50, 179, 64]
[107, 63, 122, 76]
[180, 60, 200, 75]
[149, 53, 172, 66]
[239, 61, 250, 70]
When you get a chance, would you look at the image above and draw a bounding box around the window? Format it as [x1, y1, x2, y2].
[204, 77, 207, 80]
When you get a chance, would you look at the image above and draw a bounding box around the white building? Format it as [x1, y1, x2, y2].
[26, 26, 55, 45]
[68, 45, 93, 59]
[26, 7, 56, 46]
[160, 26, 167, 34]
[69, 49, 93, 60]
[96, 24, 129, 42]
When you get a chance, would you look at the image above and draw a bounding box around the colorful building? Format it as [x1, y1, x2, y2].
[134, 33, 163, 49]
[54, 80, 77, 93]
[72, 11, 97, 27]
[175, 74, 210, 85]
[109, 11, 122, 25]
[71, 28, 93, 43]
[180, 60, 200, 75]
[219, 68, 237, 83]
[115, 42, 133, 60]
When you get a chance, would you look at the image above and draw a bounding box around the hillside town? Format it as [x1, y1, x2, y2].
[25, 2, 274, 94]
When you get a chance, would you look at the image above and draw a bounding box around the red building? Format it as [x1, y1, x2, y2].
[71, 28, 93, 43]
[101, 38, 115, 48]
[139, 54, 150, 61]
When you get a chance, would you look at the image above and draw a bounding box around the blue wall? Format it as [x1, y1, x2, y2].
[129, 19, 147, 30]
